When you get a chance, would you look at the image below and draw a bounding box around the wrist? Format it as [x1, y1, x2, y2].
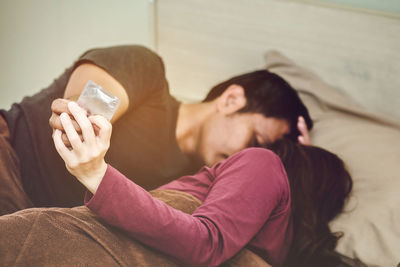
[80, 160, 108, 194]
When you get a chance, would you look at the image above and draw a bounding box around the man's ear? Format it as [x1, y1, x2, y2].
[216, 84, 247, 115]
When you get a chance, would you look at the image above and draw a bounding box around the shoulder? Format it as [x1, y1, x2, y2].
[78, 45, 162, 66]
[71, 45, 168, 110]
[74, 45, 164, 79]
[236, 147, 279, 160]
[211, 147, 290, 206]
[214, 148, 285, 182]
[221, 147, 281, 169]
[80, 44, 153, 56]
[235, 148, 291, 205]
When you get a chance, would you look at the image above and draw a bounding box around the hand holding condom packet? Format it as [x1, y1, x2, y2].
[77, 80, 120, 121]
[57, 80, 120, 149]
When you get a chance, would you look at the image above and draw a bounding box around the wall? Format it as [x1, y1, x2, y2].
[305, 0, 400, 17]
[157, 0, 400, 118]
[0, 0, 154, 109]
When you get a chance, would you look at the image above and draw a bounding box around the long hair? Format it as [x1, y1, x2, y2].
[267, 140, 353, 267]
[203, 70, 313, 141]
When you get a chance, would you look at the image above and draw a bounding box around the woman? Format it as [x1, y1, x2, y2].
[47, 101, 352, 267]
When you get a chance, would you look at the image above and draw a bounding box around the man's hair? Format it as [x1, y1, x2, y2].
[203, 70, 313, 141]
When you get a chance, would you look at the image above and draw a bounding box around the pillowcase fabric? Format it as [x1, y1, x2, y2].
[265, 50, 400, 267]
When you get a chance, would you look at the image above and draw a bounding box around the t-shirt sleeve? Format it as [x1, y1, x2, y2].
[85, 148, 289, 267]
[74, 45, 168, 111]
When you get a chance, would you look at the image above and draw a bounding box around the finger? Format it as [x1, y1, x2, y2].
[93, 124, 100, 136]
[51, 98, 72, 115]
[61, 132, 72, 147]
[52, 129, 74, 165]
[68, 102, 95, 147]
[298, 135, 305, 145]
[62, 132, 84, 147]
[89, 115, 112, 145]
[68, 116, 82, 132]
[60, 112, 83, 151]
[297, 116, 311, 145]
[297, 117, 306, 135]
[49, 112, 64, 131]
[49, 112, 82, 132]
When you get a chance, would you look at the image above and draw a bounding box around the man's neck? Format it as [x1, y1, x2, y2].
[175, 101, 215, 157]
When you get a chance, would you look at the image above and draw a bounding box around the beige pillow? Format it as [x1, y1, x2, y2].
[265, 50, 400, 267]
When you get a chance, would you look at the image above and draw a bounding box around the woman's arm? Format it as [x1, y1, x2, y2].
[52, 101, 111, 193]
[52, 104, 286, 266]
[83, 149, 286, 267]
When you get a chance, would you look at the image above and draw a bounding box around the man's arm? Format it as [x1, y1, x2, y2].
[49, 63, 129, 145]
[50, 45, 168, 147]
[63, 63, 129, 123]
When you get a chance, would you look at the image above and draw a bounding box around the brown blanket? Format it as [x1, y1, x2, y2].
[0, 189, 270, 266]
[0, 116, 33, 215]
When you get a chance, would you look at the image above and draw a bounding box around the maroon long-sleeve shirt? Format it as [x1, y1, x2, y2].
[85, 148, 292, 267]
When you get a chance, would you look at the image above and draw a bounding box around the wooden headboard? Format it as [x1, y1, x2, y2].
[155, 0, 400, 119]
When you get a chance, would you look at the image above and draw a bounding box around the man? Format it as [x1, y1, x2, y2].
[0, 45, 312, 215]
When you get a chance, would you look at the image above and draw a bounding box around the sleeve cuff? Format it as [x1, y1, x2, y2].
[84, 164, 117, 210]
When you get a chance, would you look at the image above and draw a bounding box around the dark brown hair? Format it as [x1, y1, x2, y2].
[203, 70, 313, 141]
[267, 140, 353, 267]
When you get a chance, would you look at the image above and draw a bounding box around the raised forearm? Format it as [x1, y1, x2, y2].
[63, 63, 129, 123]
[49, 63, 129, 146]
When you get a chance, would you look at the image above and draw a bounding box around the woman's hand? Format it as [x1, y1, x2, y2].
[49, 98, 99, 147]
[52, 101, 112, 194]
[297, 116, 312, 145]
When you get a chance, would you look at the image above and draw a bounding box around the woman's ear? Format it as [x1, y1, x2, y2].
[216, 84, 247, 115]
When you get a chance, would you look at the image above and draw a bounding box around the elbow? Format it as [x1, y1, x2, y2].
[182, 255, 224, 267]
[181, 237, 227, 267]
[175, 217, 233, 267]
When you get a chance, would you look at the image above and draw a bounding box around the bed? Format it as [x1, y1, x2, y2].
[154, 0, 400, 266]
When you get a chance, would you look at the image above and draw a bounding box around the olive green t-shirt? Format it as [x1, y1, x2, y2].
[1, 45, 199, 208]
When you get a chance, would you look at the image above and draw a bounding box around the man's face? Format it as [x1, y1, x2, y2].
[198, 112, 290, 166]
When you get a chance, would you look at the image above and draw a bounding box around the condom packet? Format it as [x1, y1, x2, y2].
[77, 80, 120, 121]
